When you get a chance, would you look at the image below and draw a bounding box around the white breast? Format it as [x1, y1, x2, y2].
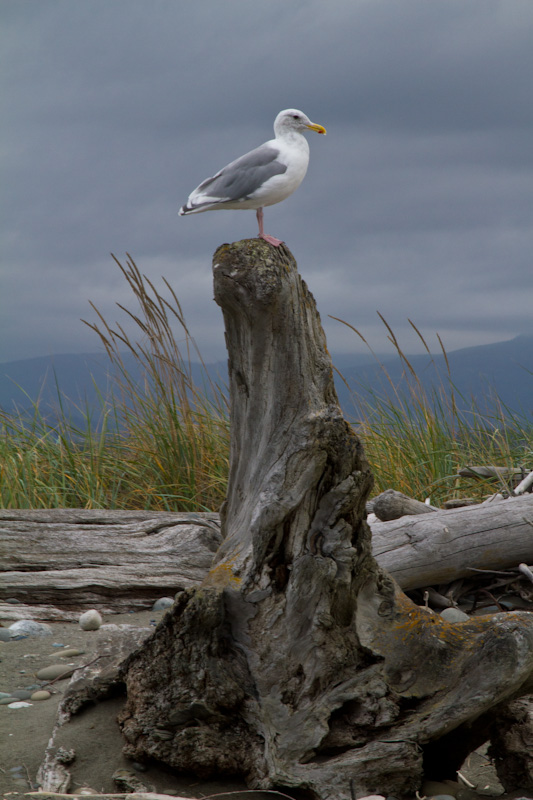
[248, 134, 310, 208]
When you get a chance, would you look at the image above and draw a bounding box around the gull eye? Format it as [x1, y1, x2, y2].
[292, 114, 300, 119]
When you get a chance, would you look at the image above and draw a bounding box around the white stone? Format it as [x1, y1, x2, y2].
[152, 596, 174, 611]
[78, 609, 103, 631]
[440, 607, 470, 623]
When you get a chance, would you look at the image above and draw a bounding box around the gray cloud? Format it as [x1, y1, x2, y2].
[2, 0, 532, 365]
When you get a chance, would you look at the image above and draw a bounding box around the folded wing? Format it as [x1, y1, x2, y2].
[179, 145, 288, 214]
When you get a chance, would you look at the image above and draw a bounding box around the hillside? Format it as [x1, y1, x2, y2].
[0, 335, 531, 423]
[335, 334, 533, 421]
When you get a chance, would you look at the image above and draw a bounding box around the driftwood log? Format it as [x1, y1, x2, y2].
[370, 488, 438, 520]
[2, 496, 533, 618]
[371, 492, 533, 590]
[79, 240, 533, 799]
[0, 510, 221, 615]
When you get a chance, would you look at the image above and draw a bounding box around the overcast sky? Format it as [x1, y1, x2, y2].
[2, 0, 532, 365]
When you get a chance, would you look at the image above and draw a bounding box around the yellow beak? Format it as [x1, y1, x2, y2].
[306, 122, 327, 135]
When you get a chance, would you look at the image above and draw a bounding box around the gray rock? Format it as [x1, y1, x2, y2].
[440, 607, 470, 623]
[8, 620, 53, 637]
[0, 697, 16, 704]
[472, 604, 500, 615]
[36, 664, 76, 681]
[11, 689, 32, 700]
[54, 647, 84, 658]
[0, 628, 13, 641]
[152, 597, 174, 611]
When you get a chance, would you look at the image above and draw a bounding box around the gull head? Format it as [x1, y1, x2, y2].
[274, 108, 327, 137]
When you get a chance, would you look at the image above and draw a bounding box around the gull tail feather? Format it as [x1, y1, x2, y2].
[179, 199, 223, 216]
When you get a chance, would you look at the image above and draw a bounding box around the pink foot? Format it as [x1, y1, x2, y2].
[258, 232, 284, 247]
[256, 208, 283, 247]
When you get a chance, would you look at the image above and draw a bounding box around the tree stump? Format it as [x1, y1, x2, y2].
[118, 241, 533, 799]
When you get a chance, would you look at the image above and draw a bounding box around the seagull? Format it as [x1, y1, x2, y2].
[179, 108, 326, 247]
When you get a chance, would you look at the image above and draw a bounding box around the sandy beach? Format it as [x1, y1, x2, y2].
[0, 606, 518, 799]
[0, 608, 250, 798]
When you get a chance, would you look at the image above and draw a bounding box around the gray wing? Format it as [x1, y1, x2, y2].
[195, 144, 287, 203]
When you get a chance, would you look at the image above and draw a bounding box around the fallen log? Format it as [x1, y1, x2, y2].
[371, 488, 438, 520]
[2, 496, 533, 617]
[458, 465, 525, 486]
[372, 492, 533, 590]
[0, 510, 221, 614]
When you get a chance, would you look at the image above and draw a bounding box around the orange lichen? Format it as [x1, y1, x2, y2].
[204, 561, 242, 589]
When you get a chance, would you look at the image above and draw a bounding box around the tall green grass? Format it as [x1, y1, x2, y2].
[1, 260, 531, 510]
[0, 256, 229, 510]
[334, 314, 533, 505]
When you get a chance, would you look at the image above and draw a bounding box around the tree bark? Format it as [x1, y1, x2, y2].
[0, 509, 221, 614]
[2, 498, 533, 620]
[372, 492, 533, 590]
[489, 697, 533, 789]
[0, 492, 533, 620]
[371, 488, 438, 520]
[36, 244, 533, 797]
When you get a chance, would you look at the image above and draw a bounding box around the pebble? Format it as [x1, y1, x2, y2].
[112, 767, 151, 792]
[8, 620, 53, 637]
[7, 701, 33, 708]
[440, 607, 470, 623]
[0, 697, 16, 705]
[36, 664, 76, 681]
[0, 691, 12, 699]
[152, 597, 174, 611]
[471, 604, 500, 615]
[54, 647, 84, 658]
[79, 609, 102, 630]
[0, 628, 13, 641]
[11, 689, 32, 700]
[31, 690, 51, 701]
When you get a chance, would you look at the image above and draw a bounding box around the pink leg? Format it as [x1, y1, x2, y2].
[256, 208, 283, 247]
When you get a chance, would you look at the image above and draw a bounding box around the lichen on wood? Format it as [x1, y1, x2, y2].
[115, 240, 533, 799]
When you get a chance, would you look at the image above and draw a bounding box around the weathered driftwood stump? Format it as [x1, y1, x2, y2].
[118, 241, 533, 799]
[3, 499, 533, 618]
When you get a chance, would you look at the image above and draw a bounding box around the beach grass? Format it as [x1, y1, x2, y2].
[0, 256, 229, 511]
[1, 260, 531, 510]
[335, 314, 532, 505]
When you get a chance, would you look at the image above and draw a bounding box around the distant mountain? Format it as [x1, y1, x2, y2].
[0, 335, 531, 425]
[335, 334, 533, 421]
[0, 351, 228, 427]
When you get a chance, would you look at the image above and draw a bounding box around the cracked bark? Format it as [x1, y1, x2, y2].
[117, 240, 533, 799]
